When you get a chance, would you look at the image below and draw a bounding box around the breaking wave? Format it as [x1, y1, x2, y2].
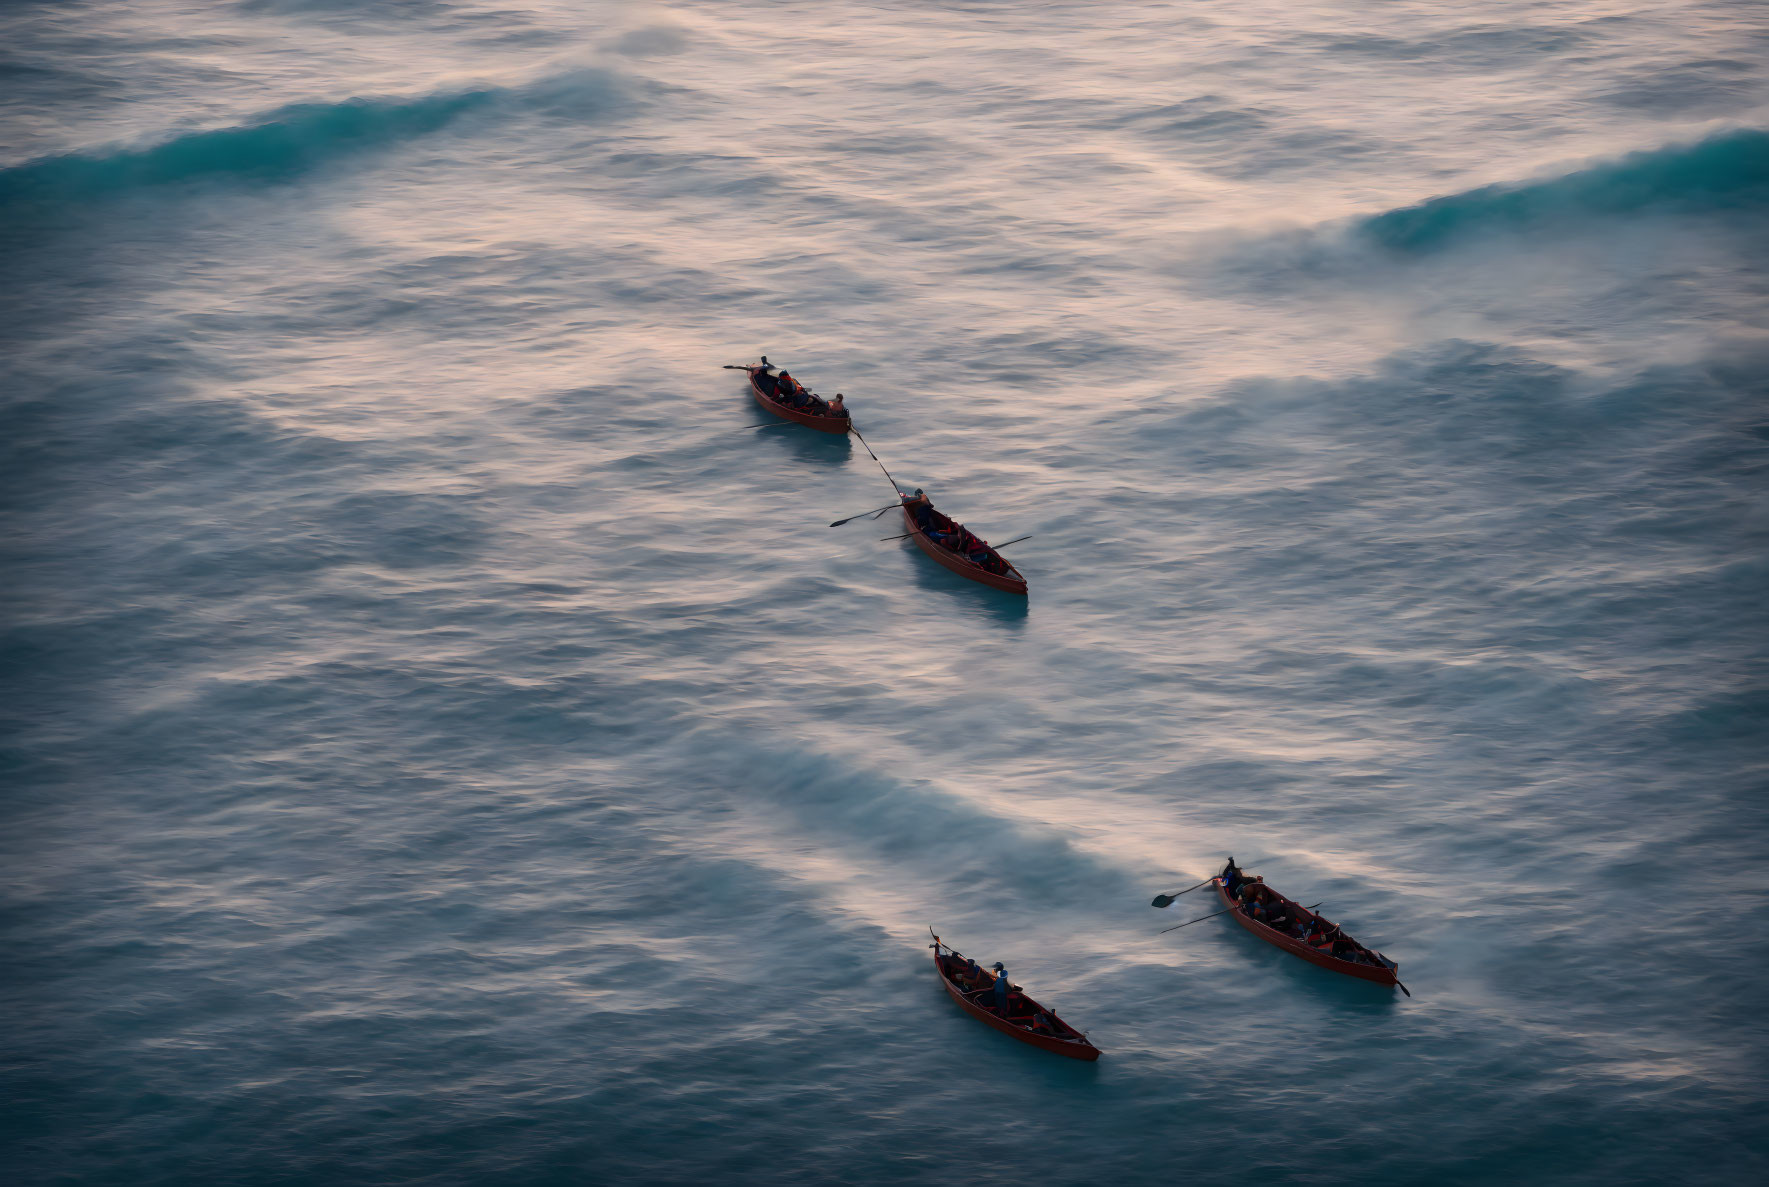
[0, 68, 625, 208]
[1358, 127, 1769, 252]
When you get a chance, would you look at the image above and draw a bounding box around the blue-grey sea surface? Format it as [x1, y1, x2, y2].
[3, 1, 1767, 1183]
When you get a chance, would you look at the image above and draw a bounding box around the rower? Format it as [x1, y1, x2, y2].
[990, 963, 1011, 1013]
[903, 489, 934, 528]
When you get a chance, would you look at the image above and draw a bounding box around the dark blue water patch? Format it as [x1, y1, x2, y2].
[1099, 96, 1393, 180]
[1597, 57, 1763, 116]
[1123, 339, 1767, 477]
[1103, 96, 1270, 143]
[1656, 686, 1769, 747]
[1356, 128, 1769, 253]
[1311, 22, 1589, 70]
[233, 0, 457, 23]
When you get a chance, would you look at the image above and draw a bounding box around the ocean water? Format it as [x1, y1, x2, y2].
[3, 1, 1767, 1182]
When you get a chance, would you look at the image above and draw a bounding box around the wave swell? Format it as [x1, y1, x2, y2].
[0, 69, 625, 208]
[1358, 128, 1769, 252]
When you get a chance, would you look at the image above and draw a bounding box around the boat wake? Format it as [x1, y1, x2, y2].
[678, 733, 1148, 910]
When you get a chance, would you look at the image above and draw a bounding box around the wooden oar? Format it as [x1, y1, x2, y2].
[1161, 901, 1321, 934]
[851, 428, 902, 498]
[1159, 905, 1236, 934]
[1371, 953, 1411, 996]
[833, 503, 900, 527]
[882, 531, 1030, 548]
[929, 927, 965, 962]
[1151, 877, 1214, 908]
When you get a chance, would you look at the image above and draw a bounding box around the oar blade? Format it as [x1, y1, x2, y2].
[832, 501, 899, 527]
[1151, 876, 1212, 908]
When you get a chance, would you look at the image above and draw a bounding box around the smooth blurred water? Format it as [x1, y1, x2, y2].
[3, 2, 1767, 1183]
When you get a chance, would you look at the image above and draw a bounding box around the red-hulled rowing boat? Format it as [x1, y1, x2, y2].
[743, 364, 852, 434]
[1213, 870, 1399, 987]
[930, 931, 1098, 1060]
[900, 494, 1027, 595]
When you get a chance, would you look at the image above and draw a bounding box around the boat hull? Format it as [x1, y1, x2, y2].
[748, 369, 851, 434]
[1213, 878, 1398, 986]
[902, 507, 1028, 595]
[934, 950, 1099, 1061]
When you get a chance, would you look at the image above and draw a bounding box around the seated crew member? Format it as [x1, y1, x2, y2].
[775, 371, 800, 403]
[1030, 1011, 1057, 1035]
[828, 393, 848, 417]
[904, 490, 935, 530]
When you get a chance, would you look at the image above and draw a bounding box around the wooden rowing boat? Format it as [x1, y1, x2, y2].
[930, 931, 1099, 1060]
[745, 365, 852, 434]
[900, 496, 1027, 595]
[1213, 875, 1399, 987]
